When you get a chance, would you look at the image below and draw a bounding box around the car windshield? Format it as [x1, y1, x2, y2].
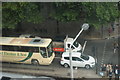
[47, 42, 53, 57]
[80, 54, 89, 60]
[73, 41, 79, 47]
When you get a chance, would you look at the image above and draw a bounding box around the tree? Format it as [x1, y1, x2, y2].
[83, 2, 119, 28]
[2, 2, 43, 29]
[2, 2, 119, 30]
[51, 2, 119, 28]
[50, 2, 84, 34]
[51, 2, 83, 22]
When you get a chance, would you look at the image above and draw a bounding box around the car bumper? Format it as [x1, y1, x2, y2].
[90, 63, 95, 68]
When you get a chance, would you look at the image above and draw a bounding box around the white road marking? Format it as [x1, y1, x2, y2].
[101, 41, 107, 66]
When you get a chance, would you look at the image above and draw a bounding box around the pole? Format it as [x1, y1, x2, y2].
[69, 23, 89, 80]
[82, 41, 87, 54]
[95, 46, 98, 74]
[69, 48, 74, 80]
[73, 28, 84, 43]
[69, 28, 84, 80]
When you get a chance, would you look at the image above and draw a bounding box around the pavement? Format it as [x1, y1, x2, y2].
[1, 65, 101, 79]
[44, 67, 101, 78]
[83, 25, 120, 41]
[83, 33, 120, 41]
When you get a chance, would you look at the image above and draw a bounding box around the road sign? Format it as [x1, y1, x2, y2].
[53, 48, 64, 52]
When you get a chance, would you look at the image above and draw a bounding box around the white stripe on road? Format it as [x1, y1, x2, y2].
[101, 41, 107, 66]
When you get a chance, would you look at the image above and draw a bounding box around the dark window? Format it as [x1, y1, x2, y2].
[40, 47, 47, 58]
[33, 39, 41, 42]
[73, 41, 79, 48]
[67, 44, 75, 49]
[47, 42, 53, 57]
[2, 45, 16, 51]
[71, 46, 75, 49]
[1, 45, 39, 53]
[72, 57, 76, 61]
[72, 57, 83, 61]
[81, 54, 89, 60]
[67, 44, 70, 48]
[64, 57, 69, 60]
[0, 46, 2, 50]
[27, 47, 39, 53]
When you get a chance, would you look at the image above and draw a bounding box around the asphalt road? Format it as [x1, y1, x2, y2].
[76, 37, 119, 72]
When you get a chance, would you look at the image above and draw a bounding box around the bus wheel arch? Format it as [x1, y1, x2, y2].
[31, 59, 39, 65]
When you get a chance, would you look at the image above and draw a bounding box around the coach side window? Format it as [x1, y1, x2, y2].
[40, 47, 47, 58]
[0, 45, 2, 50]
[27, 47, 39, 53]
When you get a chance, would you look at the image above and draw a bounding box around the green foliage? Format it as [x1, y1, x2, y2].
[52, 2, 119, 28]
[95, 3, 118, 22]
[2, 2, 43, 29]
[52, 2, 83, 22]
[2, 2, 120, 29]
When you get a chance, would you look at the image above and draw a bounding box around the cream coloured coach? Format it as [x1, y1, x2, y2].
[0, 37, 55, 65]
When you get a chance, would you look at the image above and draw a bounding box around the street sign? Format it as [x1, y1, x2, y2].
[53, 48, 64, 52]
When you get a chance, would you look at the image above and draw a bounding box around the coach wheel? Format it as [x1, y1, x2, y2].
[31, 59, 39, 65]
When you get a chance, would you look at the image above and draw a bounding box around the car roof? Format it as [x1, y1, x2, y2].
[0, 37, 51, 47]
[65, 38, 73, 43]
[62, 51, 81, 57]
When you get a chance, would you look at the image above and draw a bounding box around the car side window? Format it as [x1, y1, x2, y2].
[78, 58, 83, 61]
[64, 57, 69, 60]
[67, 44, 75, 49]
[67, 44, 70, 48]
[71, 45, 75, 49]
[72, 57, 83, 61]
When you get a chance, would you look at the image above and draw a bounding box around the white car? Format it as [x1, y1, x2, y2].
[60, 52, 95, 69]
[64, 37, 82, 52]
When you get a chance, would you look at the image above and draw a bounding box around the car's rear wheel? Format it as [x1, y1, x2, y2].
[85, 64, 90, 69]
[64, 63, 69, 68]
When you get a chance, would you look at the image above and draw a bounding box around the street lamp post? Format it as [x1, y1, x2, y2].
[69, 23, 89, 80]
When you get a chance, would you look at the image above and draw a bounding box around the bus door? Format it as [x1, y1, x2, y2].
[40, 47, 49, 64]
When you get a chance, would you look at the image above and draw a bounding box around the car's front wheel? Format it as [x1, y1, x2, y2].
[85, 64, 90, 69]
